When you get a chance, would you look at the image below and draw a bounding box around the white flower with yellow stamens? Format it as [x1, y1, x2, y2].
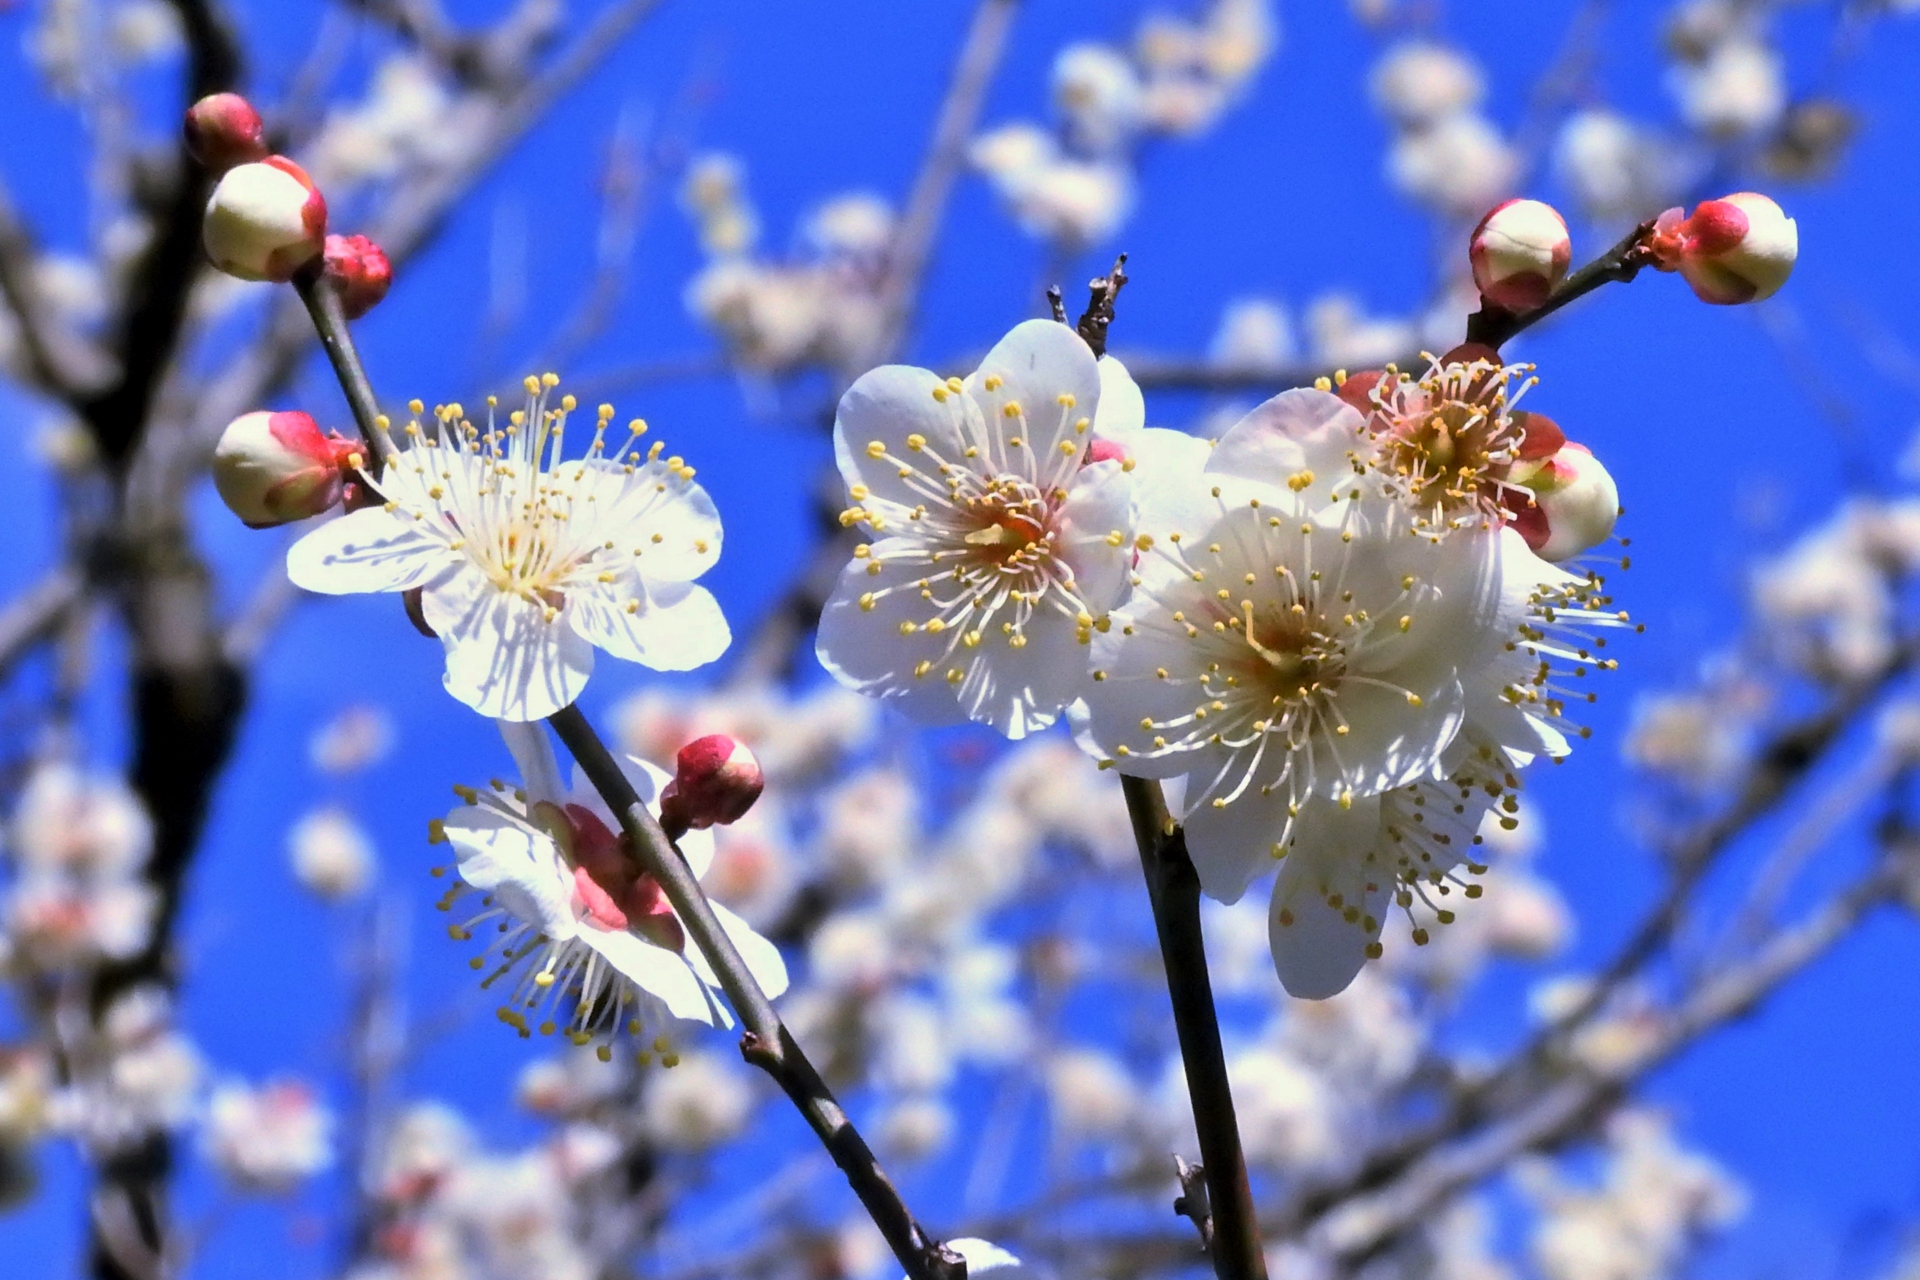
[1072, 391, 1510, 903]
[816, 320, 1144, 738]
[433, 724, 787, 1061]
[287, 376, 728, 722]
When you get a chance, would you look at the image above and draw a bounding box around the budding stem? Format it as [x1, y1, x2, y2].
[1465, 217, 1659, 353]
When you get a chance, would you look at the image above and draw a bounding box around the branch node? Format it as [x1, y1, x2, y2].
[1046, 284, 1067, 324]
[1076, 253, 1129, 357]
[1173, 1154, 1215, 1249]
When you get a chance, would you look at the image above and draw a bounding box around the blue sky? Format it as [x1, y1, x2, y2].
[4, 0, 1920, 1275]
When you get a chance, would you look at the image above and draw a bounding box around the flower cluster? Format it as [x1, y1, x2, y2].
[818, 318, 1632, 997]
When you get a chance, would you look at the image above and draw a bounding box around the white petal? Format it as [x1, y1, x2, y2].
[964, 319, 1102, 484]
[693, 902, 790, 1001]
[815, 544, 974, 728]
[834, 364, 983, 514]
[577, 928, 722, 1025]
[499, 721, 567, 807]
[1206, 388, 1375, 508]
[285, 508, 453, 595]
[1053, 462, 1136, 614]
[1182, 782, 1294, 904]
[571, 579, 730, 673]
[424, 575, 594, 721]
[1093, 354, 1145, 437]
[441, 806, 576, 940]
[1268, 806, 1392, 999]
[572, 458, 724, 583]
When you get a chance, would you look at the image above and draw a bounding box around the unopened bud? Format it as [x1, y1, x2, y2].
[1523, 444, 1619, 562]
[1648, 192, 1797, 305]
[323, 234, 392, 319]
[659, 735, 764, 836]
[1469, 198, 1571, 312]
[184, 93, 267, 172]
[203, 157, 327, 282]
[212, 410, 359, 527]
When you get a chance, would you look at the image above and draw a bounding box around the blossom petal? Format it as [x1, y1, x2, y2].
[1182, 781, 1296, 903]
[441, 804, 576, 941]
[1267, 803, 1392, 999]
[1053, 461, 1136, 615]
[499, 721, 567, 808]
[571, 458, 723, 583]
[1206, 388, 1375, 508]
[576, 927, 722, 1026]
[424, 573, 594, 721]
[571, 579, 730, 674]
[285, 508, 453, 595]
[1093, 354, 1145, 437]
[834, 364, 984, 517]
[682, 901, 789, 1001]
[964, 319, 1102, 486]
[815, 543, 974, 729]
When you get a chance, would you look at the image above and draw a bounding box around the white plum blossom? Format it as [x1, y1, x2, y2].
[640, 1049, 754, 1151]
[288, 805, 376, 901]
[288, 378, 729, 721]
[432, 723, 787, 1057]
[204, 1078, 335, 1192]
[1075, 387, 1625, 996]
[816, 320, 1142, 738]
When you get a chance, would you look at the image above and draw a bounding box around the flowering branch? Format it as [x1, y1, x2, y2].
[1464, 218, 1657, 352]
[1120, 776, 1268, 1280]
[548, 706, 965, 1280]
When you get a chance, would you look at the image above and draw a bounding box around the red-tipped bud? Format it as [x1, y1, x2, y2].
[1648, 192, 1797, 305]
[1522, 443, 1619, 562]
[184, 93, 267, 173]
[323, 234, 393, 319]
[203, 157, 327, 283]
[1469, 198, 1571, 313]
[212, 410, 361, 528]
[660, 735, 764, 834]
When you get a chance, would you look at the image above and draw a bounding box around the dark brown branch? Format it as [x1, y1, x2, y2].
[0, 183, 112, 398]
[1120, 777, 1267, 1280]
[549, 707, 964, 1280]
[1075, 255, 1129, 358]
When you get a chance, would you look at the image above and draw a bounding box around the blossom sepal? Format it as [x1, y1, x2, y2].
[322, 234, 392, 319]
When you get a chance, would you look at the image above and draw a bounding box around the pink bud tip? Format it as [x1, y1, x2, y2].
[1469, 198, 1571, 313]
[1084, 439, 1128, 466]
[184, 93, 267, 173]
[323, 234, 393, 320]
[660, 735, 764, 833]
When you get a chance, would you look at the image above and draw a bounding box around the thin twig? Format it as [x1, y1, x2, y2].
[0, 569, 86, 680]
[1464, 219, 1657, 351]
[549, 706, 964, 1280]
[1120, 776, 1267, 1280]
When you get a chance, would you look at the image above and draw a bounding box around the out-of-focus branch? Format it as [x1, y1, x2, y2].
[550, 706, 964, 1280]
[1267, 637, 1916, 1242]
[0, 184, 113, 398]
[873, 0, 1023, 364]
[0, 569, 86, 681]
[1120, 776, 1268, 1280]
[1309, 854, 1905, 1268]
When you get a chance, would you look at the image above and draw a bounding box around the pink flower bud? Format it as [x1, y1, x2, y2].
[1527, 444, 1619, 562]
[323, 234, 393, 320]
[1469, 198, 1571, 312]
[660, 735, 764, 835]
[184, 93, 267, 172]
[202, 157, 327, 283]
[212, 410, 360, 528]
[1648, 192, 1797, 305]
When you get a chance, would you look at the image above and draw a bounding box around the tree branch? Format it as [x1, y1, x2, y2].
[1464, 219, 1657, 352]
[550, 706, 964, 1280]
[1120, 776, 1268, 1280]
[0, 569, 86, 681]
